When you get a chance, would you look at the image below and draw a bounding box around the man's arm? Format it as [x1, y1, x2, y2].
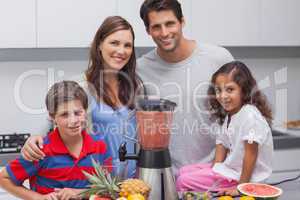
[21, 135, 45, 161]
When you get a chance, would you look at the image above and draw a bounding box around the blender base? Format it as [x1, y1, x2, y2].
[138, 167, 179, 200]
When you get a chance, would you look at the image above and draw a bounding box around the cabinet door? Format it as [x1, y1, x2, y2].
[191, 0, 261, 46]
[37, 0, 117, 48]
[117, 0, 154, 47]
[179, 0, 193, 42]
[0, 0, 36, 48]
[261, 0, 300, 46]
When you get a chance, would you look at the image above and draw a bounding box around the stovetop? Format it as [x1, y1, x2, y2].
[0, 133, 30, 154]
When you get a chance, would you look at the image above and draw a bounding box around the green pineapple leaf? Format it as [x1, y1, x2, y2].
[81, 158, 121, 200]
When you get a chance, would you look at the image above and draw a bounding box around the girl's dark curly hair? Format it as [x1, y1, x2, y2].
[207, 61, 273, 126]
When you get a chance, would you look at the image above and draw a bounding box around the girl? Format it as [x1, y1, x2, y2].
[176, 61, 273, 196]
[21, 16, 143, 178]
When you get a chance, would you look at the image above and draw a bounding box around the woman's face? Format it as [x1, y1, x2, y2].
[99, 29, 133, 71]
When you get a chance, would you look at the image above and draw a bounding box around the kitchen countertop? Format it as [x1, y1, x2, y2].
[184, 179, 300, 200]
[1, 167, 299, 200]
[272, 128, 300, 150]
[0, 129, 299, 199]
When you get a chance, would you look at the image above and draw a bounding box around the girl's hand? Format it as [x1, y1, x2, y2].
[55, 188, 82, 200]
[217, 187, 240, 197]
[21, 135, 45, 161]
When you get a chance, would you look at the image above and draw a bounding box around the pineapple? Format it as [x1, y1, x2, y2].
[80, 159, 121, 199]
[119, 179, 150, 198]
[81, 158, 150, 200]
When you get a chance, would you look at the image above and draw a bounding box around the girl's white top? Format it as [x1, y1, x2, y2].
[212, 104, 273, 182]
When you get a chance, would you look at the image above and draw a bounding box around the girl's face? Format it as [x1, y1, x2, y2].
[214, 74, 243, 115]
[99, 29, 133, 71]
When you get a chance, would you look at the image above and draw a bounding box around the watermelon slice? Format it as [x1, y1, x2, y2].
[237, 183, 282, 200]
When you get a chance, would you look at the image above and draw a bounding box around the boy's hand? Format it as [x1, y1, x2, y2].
[55, 188, 82, 200]
[42, 192, 59, 200]
[21, 135, 45, 161]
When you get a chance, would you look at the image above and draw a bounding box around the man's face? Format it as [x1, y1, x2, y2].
[147, 10, 184, 52]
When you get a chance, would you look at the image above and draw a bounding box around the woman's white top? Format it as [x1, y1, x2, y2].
[212, 104, 273, 182]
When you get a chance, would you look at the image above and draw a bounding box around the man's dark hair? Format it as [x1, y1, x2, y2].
[140, 0, 183, 30]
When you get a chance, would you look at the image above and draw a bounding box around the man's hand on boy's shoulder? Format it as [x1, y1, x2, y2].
[21, 135, 45, 161]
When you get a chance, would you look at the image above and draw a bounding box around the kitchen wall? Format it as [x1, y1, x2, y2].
[0, 47, 299, 134]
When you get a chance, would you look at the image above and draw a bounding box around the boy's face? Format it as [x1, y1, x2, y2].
[147, 9, 184, 52]
[51, 100, 86, 138]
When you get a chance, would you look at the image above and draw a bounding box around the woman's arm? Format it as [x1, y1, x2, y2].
[239, 141, 258, 183]
[21, 135, 45, 161]
[213, 144, 228, 165]
[0, 168, 46, 200]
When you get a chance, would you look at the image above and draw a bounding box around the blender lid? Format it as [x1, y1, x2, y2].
[136, 98, 177, 111]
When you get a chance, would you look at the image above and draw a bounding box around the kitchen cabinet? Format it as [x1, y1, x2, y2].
[191, 0, 300, 46]
[1, 0, 300, 48]
[272, 149, 300, 172]
[117, 0, 154, 47]
[261, 0, 300, 46]
[37, 0, 117, 47]
[178, 0, 193, 43]
[0, 0, 36, 48]
[190, 0, 261, 46]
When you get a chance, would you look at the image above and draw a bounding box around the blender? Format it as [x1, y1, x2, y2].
[119, 98, 178, 200]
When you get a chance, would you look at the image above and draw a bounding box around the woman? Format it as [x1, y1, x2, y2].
[21, 16, 143, 178]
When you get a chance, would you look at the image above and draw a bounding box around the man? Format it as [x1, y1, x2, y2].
[137, 0, 234, 173]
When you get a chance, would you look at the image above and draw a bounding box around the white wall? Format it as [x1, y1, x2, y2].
[241, 58, 300, 128]
[0, 60, 87, 134]
[0, 48, 299, 134]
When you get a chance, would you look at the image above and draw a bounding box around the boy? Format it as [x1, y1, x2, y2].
[0, 81, 112, 200]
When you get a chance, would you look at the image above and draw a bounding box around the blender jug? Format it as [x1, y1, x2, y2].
[119, 98, 179, 200]
[136, 98, 176, 150]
